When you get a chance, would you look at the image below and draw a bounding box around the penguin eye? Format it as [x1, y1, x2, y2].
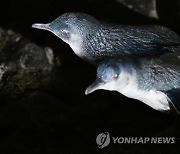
[61, 29, 69, 33]
[113, 74, 118, 79]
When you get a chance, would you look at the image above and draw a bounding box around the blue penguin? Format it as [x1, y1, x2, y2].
[32, 12, 180, 63]
[85, 54, 180, 114]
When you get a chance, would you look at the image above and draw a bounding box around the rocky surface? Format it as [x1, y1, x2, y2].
[0, 0, 180, 153]
[117, 0, 158, 18]
[0, 28, 53, 71]
[0, 28, 53, 102]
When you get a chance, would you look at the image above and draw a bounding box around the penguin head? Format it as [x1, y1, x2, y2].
[32, 12, 99, 46]
[85, 59, 132, 95]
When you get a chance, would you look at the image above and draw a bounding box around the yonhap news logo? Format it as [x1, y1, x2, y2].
[96, 132, 175, 149]
[96, 132, 110, 148]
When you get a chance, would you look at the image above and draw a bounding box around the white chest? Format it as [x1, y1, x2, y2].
[69, 42, 82, 56]
[117, 73, 170, 111]
[68, 34, 84, 57]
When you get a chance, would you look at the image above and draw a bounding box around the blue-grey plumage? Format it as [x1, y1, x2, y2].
[32, 12, 180, 63]
[85, 54, 180, 114]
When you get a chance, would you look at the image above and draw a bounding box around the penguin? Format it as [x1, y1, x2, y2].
[32, 12, 180, 64]
[85, 54, 180, 114]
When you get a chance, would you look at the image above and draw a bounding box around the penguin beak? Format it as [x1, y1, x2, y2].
[85, 79, 104, 95]
[32, 23, 51, 31]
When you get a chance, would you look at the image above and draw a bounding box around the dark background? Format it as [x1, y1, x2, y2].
[0, 0, 180, 153]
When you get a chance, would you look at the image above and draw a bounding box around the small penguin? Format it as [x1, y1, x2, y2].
[85, 54, 180, 114]
[32, 12, 180, 63]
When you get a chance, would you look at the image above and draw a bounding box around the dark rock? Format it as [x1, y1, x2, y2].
[0, 91, 79, 153]
[0, 28, 53, 73]
[0, 28, 54, 101]
[117, 0, 158, 18]
[0, 91, 179, 153]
